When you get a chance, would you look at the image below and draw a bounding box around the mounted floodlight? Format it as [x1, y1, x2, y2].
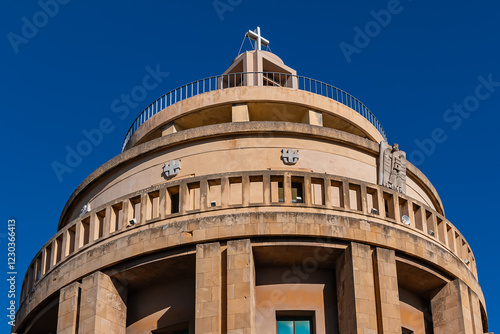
[429, 230, 435, 236]
[371, 208, 378, 215]
[401, 215, 411, 225]
[464, 259, 470, 265]
[79, 203, 91, 217]
[127, 218, 137, 227]
[211, 201, 217, 207]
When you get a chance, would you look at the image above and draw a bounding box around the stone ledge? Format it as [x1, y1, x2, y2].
[18, 210, 483, 331]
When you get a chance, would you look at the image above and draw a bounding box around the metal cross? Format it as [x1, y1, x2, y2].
[246, 26, 269, 51]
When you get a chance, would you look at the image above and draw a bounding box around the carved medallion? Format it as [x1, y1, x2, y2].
[281, 149, 299, 165]
[163, 159, 181, 177]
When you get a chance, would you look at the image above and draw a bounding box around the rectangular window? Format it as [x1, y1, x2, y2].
[208, 179, 222, 207]
[311, 178, 324, 205]
[66, 225, 76, 255]
[148, 191, 160, 220]
[129, 196, 141, 223]
[349, 184, 361, 211]
[426, 210, 435, 236]
[271, 175, 285, 203]
[330, 180, 343, 208]
[110, 203, 123, 233]
[366, 187, 378, 214]
[35, 254, 42, 281]
[168, 186, 180, 214]
[291, 176, 304, 203]
[80, 217, 90, 247]
[413, 204, 422, 230]
[277, 316, 314, 334]
[55, 235, 63, 263]
[44, 244, 52, 273]
[229, 177, 243, 205]
[383, 192, 395, 219]
[399, 198, 409, 220]
[95, 209, 105, 239]
[28, 264, 35, 290]
[249, 175, 264, 204]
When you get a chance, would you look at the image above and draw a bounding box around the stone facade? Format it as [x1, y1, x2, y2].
[13, 48, 491, 334]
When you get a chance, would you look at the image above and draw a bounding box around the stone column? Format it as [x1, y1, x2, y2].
[57, 282, 81, 334]
[468, 289, 484, 334]
[200, 180, 209, 211]
[303, 175, 312, 206]
[324, 177, 333, 209]
[88, 213, 97, 244]
[221, 177, 230, 208]
[336, 242, 378, 333]
[140, 194, 148, 224]
[431, 279, 474, 334]
[159, 187, 167, 219]
[196, 242, 222, 334]
[162, 121, 182, 136]
[79, 271, 127, 334]
[284, 173, 292, 205]
[232, 103, 250, 122]
[342, 180, 350, 210]
[301, 109, 323, 126]
[227, 239, 255, 334]
[374, 247, 402, 334]
[263, 174, 271, 205]
[242, 175, 250, 207]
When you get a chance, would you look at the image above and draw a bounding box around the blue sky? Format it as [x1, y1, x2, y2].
[1, 0, 499, 332]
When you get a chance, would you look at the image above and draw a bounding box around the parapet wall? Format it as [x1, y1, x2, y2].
[17, 165, 481, 329]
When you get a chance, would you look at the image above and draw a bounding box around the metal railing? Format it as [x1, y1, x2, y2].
[121, 72, 387, 151]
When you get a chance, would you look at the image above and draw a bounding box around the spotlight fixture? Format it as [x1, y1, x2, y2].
[127, 218, 137, 227]
[401, 215, 411, 225]
[211, 201, 217, 207]
[371, 208, 378, 215]
[79, 203, 91, 217]
[464, 259, 470, 265]
[429, 230, 435, 236]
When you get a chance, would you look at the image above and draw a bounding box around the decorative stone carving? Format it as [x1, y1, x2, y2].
[379, 142, 406, 194]
[281, 148, 299, 165]
[163, 159, 181, 177]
